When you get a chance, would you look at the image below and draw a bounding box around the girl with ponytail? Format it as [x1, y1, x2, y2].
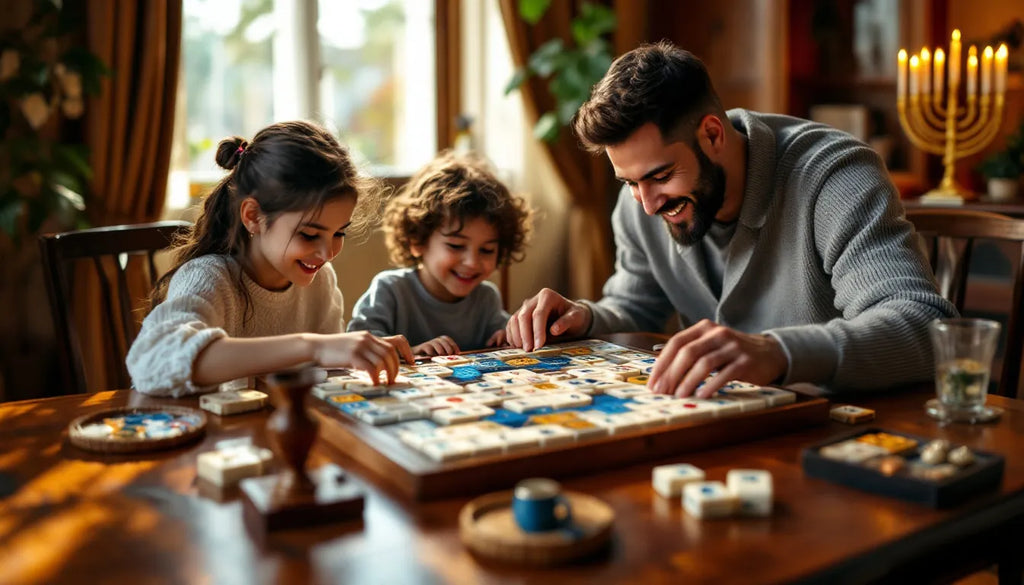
[127, 120, 413, 397]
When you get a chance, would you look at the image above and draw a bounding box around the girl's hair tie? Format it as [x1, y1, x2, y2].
[236, 141, 248, 156]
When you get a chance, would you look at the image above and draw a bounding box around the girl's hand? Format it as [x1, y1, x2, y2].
[311, 331, 402, 384]
[485, 329, 507, 348]
[412, 335, 460, 357]
[381, 334, 415, 365]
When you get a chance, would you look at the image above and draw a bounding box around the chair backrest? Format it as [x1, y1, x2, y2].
[905, 208, 1024, 397]
[38, 221, 191, 395]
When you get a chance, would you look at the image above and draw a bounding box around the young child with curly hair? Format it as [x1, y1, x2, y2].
[347, 151, 532, 356]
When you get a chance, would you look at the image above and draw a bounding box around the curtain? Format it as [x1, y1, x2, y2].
[72, 0, 181, 392]
[498, 0, 645, 301]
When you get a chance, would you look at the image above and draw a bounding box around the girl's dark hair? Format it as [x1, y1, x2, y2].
[572, 41, 724, 152]
[383, 151, 532, 267]
[151, 120, 384, 315]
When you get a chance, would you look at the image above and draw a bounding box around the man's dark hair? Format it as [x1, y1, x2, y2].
[573, 41, 724, 152]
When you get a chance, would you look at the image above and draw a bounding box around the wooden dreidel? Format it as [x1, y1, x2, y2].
[240, 364, 364, 532]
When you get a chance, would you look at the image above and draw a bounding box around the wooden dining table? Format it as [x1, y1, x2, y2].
[2, 334, 1023, 585]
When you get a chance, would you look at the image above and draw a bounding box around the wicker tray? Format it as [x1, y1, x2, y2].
[68, 406, 207, 454]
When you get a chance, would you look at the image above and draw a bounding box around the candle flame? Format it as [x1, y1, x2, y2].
[952, 29, 961, 41]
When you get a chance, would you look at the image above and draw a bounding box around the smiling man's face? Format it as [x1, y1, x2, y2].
[607, 122, 726, 246]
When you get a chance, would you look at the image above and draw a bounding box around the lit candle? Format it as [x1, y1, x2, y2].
[982, 46, 993, 95]
[898, 49, 908, 97]
[966, 51, 977, 96]
[910, 55, 920, 95]
[934, 48, 945, 99]
[920, 48, 931, 95]
[996, 44, 1008, 94]
[949, 29, 961, 86]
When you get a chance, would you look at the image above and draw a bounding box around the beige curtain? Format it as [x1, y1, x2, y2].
[73, 0, 181, 391]
[498, 1, 645, 301]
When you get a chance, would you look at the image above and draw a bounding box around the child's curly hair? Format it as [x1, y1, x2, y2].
[383, 151, 533, 267]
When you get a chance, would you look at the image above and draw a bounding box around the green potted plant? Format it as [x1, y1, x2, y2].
[504, 0, 616, 142]
[977, 122, 1024, 201]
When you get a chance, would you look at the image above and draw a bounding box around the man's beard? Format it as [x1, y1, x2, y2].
[665, 145, 726, 246]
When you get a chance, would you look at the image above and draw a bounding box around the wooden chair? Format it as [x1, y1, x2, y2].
[39, 221, 191, 395]
[905, 208, 1024, 397]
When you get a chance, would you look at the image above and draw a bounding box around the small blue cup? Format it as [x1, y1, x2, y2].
[512, 477, 573, 533]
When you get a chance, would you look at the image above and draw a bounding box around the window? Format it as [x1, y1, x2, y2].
[169, 0, 438, 209]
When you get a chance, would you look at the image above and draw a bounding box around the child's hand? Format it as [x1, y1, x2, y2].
[485, 329, 507, 348]
[381, 334, 415, 365]
[311, 331, 402, 383]
[412, 335, 460, 357]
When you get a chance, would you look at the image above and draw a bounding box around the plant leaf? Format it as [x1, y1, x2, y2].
[572, 3, 617, 45]
[518, 0, 552, 25]
[533, 112, 560, 142]
[0, 194, 24, 237]
[528, 38, 565, 77]
[504, 67, 528, 95]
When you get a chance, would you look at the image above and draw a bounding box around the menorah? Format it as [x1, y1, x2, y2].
[897, 30, 1009, 204]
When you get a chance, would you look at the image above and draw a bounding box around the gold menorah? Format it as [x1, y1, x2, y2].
[897, 30, 1009, 204]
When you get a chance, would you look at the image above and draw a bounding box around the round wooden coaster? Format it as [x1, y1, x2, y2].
[68, 406, 207, 454]
[459, 489, 614, 566]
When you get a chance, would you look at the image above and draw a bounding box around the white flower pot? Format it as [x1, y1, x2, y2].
[987, 178, 1020, 201]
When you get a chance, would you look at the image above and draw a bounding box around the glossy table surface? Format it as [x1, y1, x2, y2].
[2, 337, 1023, 585]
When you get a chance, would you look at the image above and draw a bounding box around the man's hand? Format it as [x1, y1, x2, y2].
[647, 320, 788, 398]
[506, 288, 592, 351]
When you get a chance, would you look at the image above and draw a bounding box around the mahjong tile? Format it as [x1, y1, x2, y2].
[311, 385, 354, 400]
[501, 427, 543, 450]
[683, 481, 739, 519]
[432, 355, 470, 366]
[726, 469, 773, 517]
[541, 372, 574, 382]
[390, 387, 434, 401]
[464, 380, 506, 392]
[416, 365, 454, 376]
[327, 393, 366, 405]
[502, 396, 549, 413]
[420, 438, 475, 462]
[562, 347, 594, 356]
[627, 393, 678, 408]
[620, 409, 663, 428]
[565, 367, 609, 378]
[665, 400, 717, 422]
[431, 404, 495, 425]
[749, 388, 796, 407]
[449, 366, 482, 381]
[530, 382, 563, 391]
[627, 357, 658, 367]
[484, 409, 530, 428]
[355, 407, 398, 425]
[696, 395, 745, 418]
[604, 385, 652, 399]
[610, 351, 652, 362]
[529, 412, 581, 425]
[856, 432, 918, 454]
[458, 392, 505, 407]
[490, 348, 527, 358]
[602, 364, 642, 380]
[559, 419, 608, 440]
[517, 424, 575, 447]
[547, 392, 592, 409]
[819, 438, 889, 463]
[626, 375, 650, 385]
[464, 433, 506, 456]
[652, 463, 706, 498]
[568, 355, 608, 366]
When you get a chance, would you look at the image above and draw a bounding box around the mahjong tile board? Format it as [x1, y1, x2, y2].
[310, 338, 830, 500]
[800, 427, 1005, 507]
